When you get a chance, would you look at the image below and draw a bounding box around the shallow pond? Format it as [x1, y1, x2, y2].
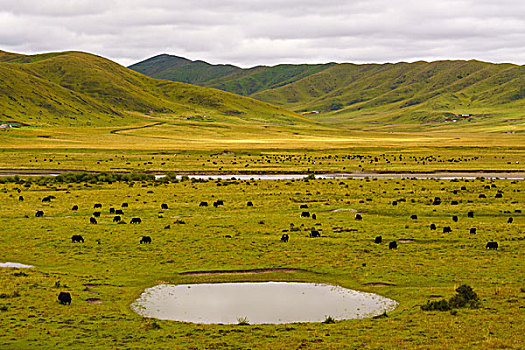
[132, 282, 397, 324]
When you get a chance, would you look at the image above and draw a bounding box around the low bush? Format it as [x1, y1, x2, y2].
[421, 285, 480, 311]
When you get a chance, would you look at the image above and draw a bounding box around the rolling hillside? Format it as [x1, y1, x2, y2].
[0, 51, 305, 126]
[130, 55, 525, 124]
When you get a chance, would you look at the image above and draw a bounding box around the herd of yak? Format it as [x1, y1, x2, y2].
[16, 184, 516, 305]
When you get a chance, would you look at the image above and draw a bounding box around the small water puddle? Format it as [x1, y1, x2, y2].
[132, 282, 397, 324]
[0, 262, 34, 268]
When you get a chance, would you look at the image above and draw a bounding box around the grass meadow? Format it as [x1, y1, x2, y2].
[0, 176, 523, 349]
[0, 121, 524, 174]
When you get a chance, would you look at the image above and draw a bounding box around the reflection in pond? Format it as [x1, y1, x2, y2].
[132, 282, 397, 324]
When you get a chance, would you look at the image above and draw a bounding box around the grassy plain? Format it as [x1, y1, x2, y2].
[0, 119, 524, 174]
[0, 176, 523, 349]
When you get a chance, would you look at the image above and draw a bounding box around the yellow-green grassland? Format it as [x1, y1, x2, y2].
[0, 50, 523, 349]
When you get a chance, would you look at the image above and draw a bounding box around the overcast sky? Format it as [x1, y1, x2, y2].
[2, 0, 525, 67]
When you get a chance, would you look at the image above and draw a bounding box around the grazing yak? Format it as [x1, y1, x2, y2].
[309, 230, 321, 238]
[470, 228, 477, 234]
[213, 200, 225, 207]
[374, 236, 382, 244]
[507, 217, 514, 223]
[495, 193, 503, 198]
[90, 217, 97, 224]
[392, 201, 397, 206]
[452, 215, 458, 222]
[485, 242, 498, 250]
[312, 214, 317, 220]
[300, 212, 310, 218]
[121, 202, 129, 208]
[479, 194, 486, 198]
[140, 236, 152, 244]
[468, 211, 474, 218]
[410, 215, 418, 220]
[112, 216, 121, 223]
[430, 223, 437, 230]
[247, 201, 253, 207]
[35, 210, 44, 217]
[109, 207, 115, 214]
[58, 292, 72, 305]
[281, 234, 289, 242]
[130, 217, 142, 224]
[94, 203, 102, 208]
[72, 205, 78, 211]
[115, 209, 124, 215]
[389, 241, 397, 249]
[355, 214, 362, 220]
[161, 203, 168, 209]
[93, 212, 101, 217]
[42, 196, 54, 202]
[71, 235, 84, 243]
[443, 226, 452, 233]
[18, 196, 24, 201]
[199, 201, 208, 207]
[300, 204, 308, 209]
[451, 201, 459, 205]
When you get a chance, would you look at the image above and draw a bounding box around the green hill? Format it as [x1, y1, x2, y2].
[130, 55, 525, 124]
[0, 51, 305, 126]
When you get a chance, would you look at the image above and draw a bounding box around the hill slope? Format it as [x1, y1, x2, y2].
[130, 55, 525, 124]
[0, 51, 305, 126]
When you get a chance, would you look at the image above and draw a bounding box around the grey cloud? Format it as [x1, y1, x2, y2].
[1, 0, 525, 67]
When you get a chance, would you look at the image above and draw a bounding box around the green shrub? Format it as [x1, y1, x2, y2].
[449, 285, 480, 308]
[421, 299, 450, 311]
[422, 285, 480, 311]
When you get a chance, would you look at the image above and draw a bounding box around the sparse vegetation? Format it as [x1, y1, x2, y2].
[237, 316, 250, 325]
[323, 315, 336, 324]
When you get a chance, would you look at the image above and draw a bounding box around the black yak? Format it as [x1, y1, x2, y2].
[58, 292, 72, 305]
[71, 235, 84, 243]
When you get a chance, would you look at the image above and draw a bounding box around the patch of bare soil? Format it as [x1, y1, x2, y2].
[331, 208, 357, 212]
[86, 298, 103, 304]
[398, 239, 415, 243]
[365, 282, 395, 287]
[180, 268, 307, 276]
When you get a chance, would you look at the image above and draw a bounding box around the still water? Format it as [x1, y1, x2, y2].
[155, 172, 525, 180]
[132, 282, 397, 324]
